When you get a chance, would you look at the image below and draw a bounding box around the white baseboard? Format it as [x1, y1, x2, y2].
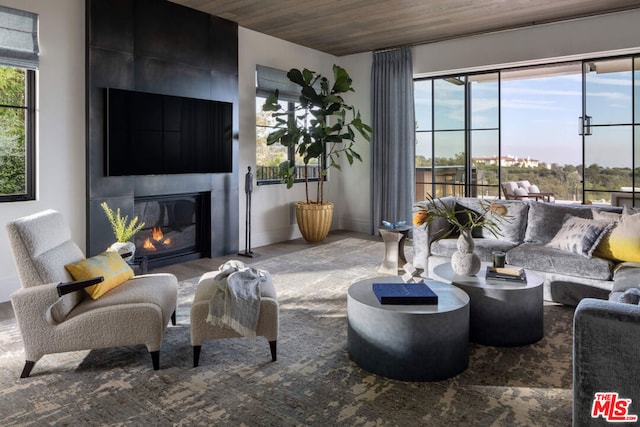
[338, 215, 371, 234]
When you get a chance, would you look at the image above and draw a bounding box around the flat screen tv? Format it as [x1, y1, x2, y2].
[106, 88, 233, 176]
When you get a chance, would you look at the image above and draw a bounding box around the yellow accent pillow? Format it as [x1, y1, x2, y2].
[594, 212, 640, 263]
[65, 250, 134, 299]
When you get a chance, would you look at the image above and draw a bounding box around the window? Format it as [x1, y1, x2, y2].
[415, 55, 640, 206]
[0, 66, 35, 201]
[0, 6, 39, 202]
[255, 96, 321, 184]
[255, 65, 322, 185]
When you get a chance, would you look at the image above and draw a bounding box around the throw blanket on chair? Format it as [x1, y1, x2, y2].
[206, 260, 266, 338]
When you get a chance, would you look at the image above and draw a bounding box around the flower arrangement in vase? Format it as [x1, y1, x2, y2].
[100, 202, 145, 262]
[413, 195, 510, 276]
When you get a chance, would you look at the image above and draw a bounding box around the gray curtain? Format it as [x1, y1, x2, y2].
[370, 47, 415, 234]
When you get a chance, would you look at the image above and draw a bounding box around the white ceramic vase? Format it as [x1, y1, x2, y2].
[109, 241, 136, 262]
[451, 229, 481, 276]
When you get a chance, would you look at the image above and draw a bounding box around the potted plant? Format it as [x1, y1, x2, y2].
[101, 202, 145, 261]
[262, 64, 372, 242]
[413, 195, 510, 276]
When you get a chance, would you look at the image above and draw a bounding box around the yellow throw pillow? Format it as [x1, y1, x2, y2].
[65, 250, 134, 299]
[595, 213, 640, 263]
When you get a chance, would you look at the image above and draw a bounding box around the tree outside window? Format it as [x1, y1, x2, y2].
[0, 65, 35, 201]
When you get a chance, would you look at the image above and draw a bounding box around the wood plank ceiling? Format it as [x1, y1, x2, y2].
[170, 0, 640, 56]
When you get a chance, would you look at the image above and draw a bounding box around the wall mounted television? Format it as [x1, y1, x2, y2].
[106, 88, 233, 176]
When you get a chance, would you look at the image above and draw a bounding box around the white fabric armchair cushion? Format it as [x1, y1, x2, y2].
[505, 182, 518, 195]
[517, 180, 531, 190]
[514, 187, 529, 197]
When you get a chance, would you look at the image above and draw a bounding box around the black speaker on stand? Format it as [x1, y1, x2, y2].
[239, 166, 255, 258]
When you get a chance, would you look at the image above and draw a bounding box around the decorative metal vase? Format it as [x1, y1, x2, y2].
[296, 201, 333, 242]
[451, 229, 481, 276]
[109, 241, 136, 262]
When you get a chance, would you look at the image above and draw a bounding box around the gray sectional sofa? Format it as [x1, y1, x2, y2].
[412, 196, 640, 425]
[412, 196, 640, 306]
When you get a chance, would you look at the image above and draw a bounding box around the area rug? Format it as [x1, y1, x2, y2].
[0, 237, 574, 426]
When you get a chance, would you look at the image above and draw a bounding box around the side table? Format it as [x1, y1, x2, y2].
[433, 262, 544, 346]
[378, 225, 411, 275]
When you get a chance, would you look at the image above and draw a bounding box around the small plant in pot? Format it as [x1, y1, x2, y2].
[262, 64, 372, 242]
[413, 195, 511, 276]
[101, 202, 145, 262]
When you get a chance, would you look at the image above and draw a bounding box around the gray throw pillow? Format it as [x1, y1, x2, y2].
[524, 202, 596, 244]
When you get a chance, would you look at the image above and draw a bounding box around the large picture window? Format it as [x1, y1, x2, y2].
[415, 54, 640, 207]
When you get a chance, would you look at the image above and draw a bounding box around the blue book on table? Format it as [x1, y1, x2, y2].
[372, 282, 438, 305]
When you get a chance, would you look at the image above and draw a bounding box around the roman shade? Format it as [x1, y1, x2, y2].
[0, 5, 39, 69]
[256, 65, 301, 103]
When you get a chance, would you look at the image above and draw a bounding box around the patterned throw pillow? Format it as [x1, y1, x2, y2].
[65, 250, 134, 299]
[593, 212, 640, 263]
[546, 214, 614, 258]
[481, 202, 529, 243]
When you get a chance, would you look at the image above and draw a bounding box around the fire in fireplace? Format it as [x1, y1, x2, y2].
[133, 192, 210, 266]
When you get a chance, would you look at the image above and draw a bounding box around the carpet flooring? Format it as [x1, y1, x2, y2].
[0, 237, 575, 426]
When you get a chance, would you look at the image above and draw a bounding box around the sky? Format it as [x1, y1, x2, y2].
[414, 62, 637, 168]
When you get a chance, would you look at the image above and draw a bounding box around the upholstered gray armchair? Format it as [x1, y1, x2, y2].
[6, 209, 178, 377]
[573, 298, 640, 426]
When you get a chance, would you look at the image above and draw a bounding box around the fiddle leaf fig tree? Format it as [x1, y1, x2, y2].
[262, 64, 372, 204]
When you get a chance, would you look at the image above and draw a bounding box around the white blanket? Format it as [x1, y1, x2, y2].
[206, 260, 265, 337]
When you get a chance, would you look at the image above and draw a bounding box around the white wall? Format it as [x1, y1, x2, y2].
[411, 10, 640, 76]
[0, 0, 85, 302]
[333, 52, 373, 234]
[237, 28, 339, 248]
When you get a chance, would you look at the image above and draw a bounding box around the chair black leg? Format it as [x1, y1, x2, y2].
[193, 346, 201, 368]
[150, 351, 160, 370]
[269, 341, 277, 362]
[171, 310, 176, 326]
[20, 360, 36, 378]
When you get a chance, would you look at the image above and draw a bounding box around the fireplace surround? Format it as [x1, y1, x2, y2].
[134, 192, 211, 267]
[86, 0, 239, 264]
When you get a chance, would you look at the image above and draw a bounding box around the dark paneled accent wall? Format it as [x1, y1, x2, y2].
[86, 0, 239, 259]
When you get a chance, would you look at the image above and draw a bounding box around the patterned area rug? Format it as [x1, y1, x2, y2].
[0, 237, 574, 426]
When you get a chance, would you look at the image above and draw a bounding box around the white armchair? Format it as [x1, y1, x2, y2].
[6, 209, 178, 377]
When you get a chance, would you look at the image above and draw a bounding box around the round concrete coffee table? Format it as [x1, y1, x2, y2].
[433, 262, 544, 346]
[347, 276, 469, 381]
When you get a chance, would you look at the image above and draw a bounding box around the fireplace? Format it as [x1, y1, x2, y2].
[133, 192, 211, 267]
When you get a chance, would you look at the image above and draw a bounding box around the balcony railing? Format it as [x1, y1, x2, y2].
[257, 164, 321, 183]
[416, 166, 478, 200]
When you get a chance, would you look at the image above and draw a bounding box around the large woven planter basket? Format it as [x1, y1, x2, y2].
[296, 201, 333, 242]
